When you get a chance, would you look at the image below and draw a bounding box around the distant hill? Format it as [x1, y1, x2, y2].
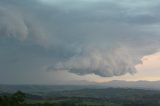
[0, 85, 94, 94]
[51, 88, 160, 98]
[99, 80, 160, 90]
[1, 80, 160, 95]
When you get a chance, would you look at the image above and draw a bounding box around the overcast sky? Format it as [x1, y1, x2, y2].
[1, 0, 160, 84]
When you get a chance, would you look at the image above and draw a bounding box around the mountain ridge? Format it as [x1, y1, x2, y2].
[1, 80, 160, 94]
[99, 80, 160, 90]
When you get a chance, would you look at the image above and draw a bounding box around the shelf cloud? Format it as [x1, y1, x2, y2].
[0, 0, 160, 83]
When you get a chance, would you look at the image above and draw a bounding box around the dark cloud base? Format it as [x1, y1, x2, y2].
[0, 0, 160, 84]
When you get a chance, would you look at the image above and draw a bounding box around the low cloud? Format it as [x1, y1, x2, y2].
[50, 47, 137, 77]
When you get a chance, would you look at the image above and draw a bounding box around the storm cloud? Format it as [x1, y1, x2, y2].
[0, 0, 160, 83]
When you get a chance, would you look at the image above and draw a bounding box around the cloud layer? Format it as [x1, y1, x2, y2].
[0, 0, 160, 83]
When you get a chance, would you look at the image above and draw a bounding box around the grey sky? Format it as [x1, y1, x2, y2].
[0, 0, 160, 84]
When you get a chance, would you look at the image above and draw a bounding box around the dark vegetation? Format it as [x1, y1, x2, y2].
[0, 91, 26, 106]
[1, 88, 160, 106]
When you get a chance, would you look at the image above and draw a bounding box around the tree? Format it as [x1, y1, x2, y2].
[11, 91, 26, 106]
[0, 96, 10, 106]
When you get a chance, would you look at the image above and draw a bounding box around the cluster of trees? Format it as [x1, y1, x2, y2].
[0, 91, 26, 106]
